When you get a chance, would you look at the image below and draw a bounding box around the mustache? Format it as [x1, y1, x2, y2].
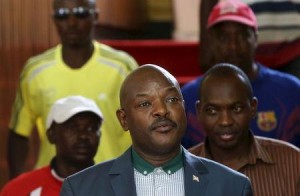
[74, 141, 92, 148]
[149, 117, 177, 130]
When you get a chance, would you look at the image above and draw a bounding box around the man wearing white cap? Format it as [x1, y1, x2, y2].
[181, 0, 300, 149]
[1, 96, 103, 195]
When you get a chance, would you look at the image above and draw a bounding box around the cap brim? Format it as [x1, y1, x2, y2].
[53, 106, 103, 124]
[208, 16, 257, 30]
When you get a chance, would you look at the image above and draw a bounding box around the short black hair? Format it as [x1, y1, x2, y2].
[199, 63, 253, 99]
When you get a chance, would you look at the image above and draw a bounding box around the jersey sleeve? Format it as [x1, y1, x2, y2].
[9, 60, 38, 137]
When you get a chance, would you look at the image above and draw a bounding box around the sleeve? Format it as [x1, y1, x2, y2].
[9, 61, 38, 137]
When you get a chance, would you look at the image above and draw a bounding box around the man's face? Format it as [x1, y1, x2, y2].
[48, 112, 101, 166]
[197, 75, 257, 150]
[117, 68, 186, 157]
[52, 0, 96, 47]
[208, 22, 257, 75]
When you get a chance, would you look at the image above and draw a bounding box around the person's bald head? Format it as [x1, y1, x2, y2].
[117, 64, 186, 161]
[196, 63, 257, 150]
[119, 64, 181, 109]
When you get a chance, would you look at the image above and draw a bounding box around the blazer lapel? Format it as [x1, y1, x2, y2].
[183, 148, 210, 195]
[109, 148, 137, 196]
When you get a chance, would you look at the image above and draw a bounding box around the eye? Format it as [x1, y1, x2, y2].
[87, 125, 100, 133]
[73, 7, 92, 18]
[167, 97, 180, 103]
[53, 8, 70, 20]
[205, 106, 217, 115]
[138, 101, 151, 108]
[217, 33, 228, 42]
[233, 105, 243, 113]
[237, 32, 250, 41]
[65, 123, 77, 131]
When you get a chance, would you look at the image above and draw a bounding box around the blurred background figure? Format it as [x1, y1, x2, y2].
[199, 0, 300, 78]
[7, 0, 138, 180]
[2, 96, 103, 195]
[181, 0, 300, 149]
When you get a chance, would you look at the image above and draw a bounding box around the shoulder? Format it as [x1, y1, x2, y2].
[61, 149, 134, 195]
[1, 166, 51, 195]
[22, 46, 57, 74]
[184, 149, 248, 180]
[68, 159, 114, 182]
[188, 142, 205, 156]
[183, 150, 252, 194]
[66, 148, 132, 184]
[255, 136, 300, 155]
[258, 64, 300, 88]
[94, 41, 138, 72]
[61, 159, 117, 195]
[181, 76, 203, 93]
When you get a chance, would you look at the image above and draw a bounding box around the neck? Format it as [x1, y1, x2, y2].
[54, 157, 94, 178]
[62, 42, 94, 69]
[247, 62, 259, 80]
[208, 137, 250, 171]
[134, 146, 181, 167]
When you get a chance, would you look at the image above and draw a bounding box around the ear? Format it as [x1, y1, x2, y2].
[253, 30, 259, 48]
[251, 97, 258, 119]
[195, 100, 201, 122]
[116, 109, 129, 131]
[93, 9, 99, 25]
[46, 126, 56, 144]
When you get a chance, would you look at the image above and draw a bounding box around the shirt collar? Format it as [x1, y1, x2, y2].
[248, 134, 274, 165]
[50, 158, 64, 182]
[132, 147, 183, 176]
[50, 157, 96, 182]
[202, 131, 274, 170]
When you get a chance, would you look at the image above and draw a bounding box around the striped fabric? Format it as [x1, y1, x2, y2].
[189, 133, 300, 196]
[241, 0, 300, 67]
[134, 168, 185, 196]
[243, 0, 300, 43]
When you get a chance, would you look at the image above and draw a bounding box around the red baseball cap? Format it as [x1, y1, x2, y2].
[207, 0, 257, 30]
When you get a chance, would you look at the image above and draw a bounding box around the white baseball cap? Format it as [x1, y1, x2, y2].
[46, 95, 103, 129]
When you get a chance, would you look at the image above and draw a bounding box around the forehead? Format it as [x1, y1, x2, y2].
[201, 75, 249, 99]
[64, 112, 101, 124]
[123, 68, 180, 99]
[210, 21, 252, 32]
[136, 74, 176, 92]
[53, 0, 94, 8]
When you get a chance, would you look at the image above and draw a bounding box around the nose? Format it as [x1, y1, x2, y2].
[66, 15, 77, 26]
[77, 128, 91, 140]
[152, 99, 169, 118]
[227, 38, 239, 52]
[219, 110, 233, 126]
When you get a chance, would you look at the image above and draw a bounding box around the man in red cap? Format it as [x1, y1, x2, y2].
[199, 0, 300, 76]
[181, 0, 300, 149]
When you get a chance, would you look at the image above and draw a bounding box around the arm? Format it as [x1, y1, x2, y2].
[199, 0, 218, 72]
[7, 130, 29, 179]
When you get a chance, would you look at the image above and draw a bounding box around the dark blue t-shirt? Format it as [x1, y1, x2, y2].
[181, 63, 300, 148]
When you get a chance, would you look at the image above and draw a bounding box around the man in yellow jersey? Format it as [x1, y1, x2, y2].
[7, 0, 138, 179]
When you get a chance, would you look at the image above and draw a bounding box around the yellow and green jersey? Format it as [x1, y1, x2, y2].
[10, 41, 138, 168]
